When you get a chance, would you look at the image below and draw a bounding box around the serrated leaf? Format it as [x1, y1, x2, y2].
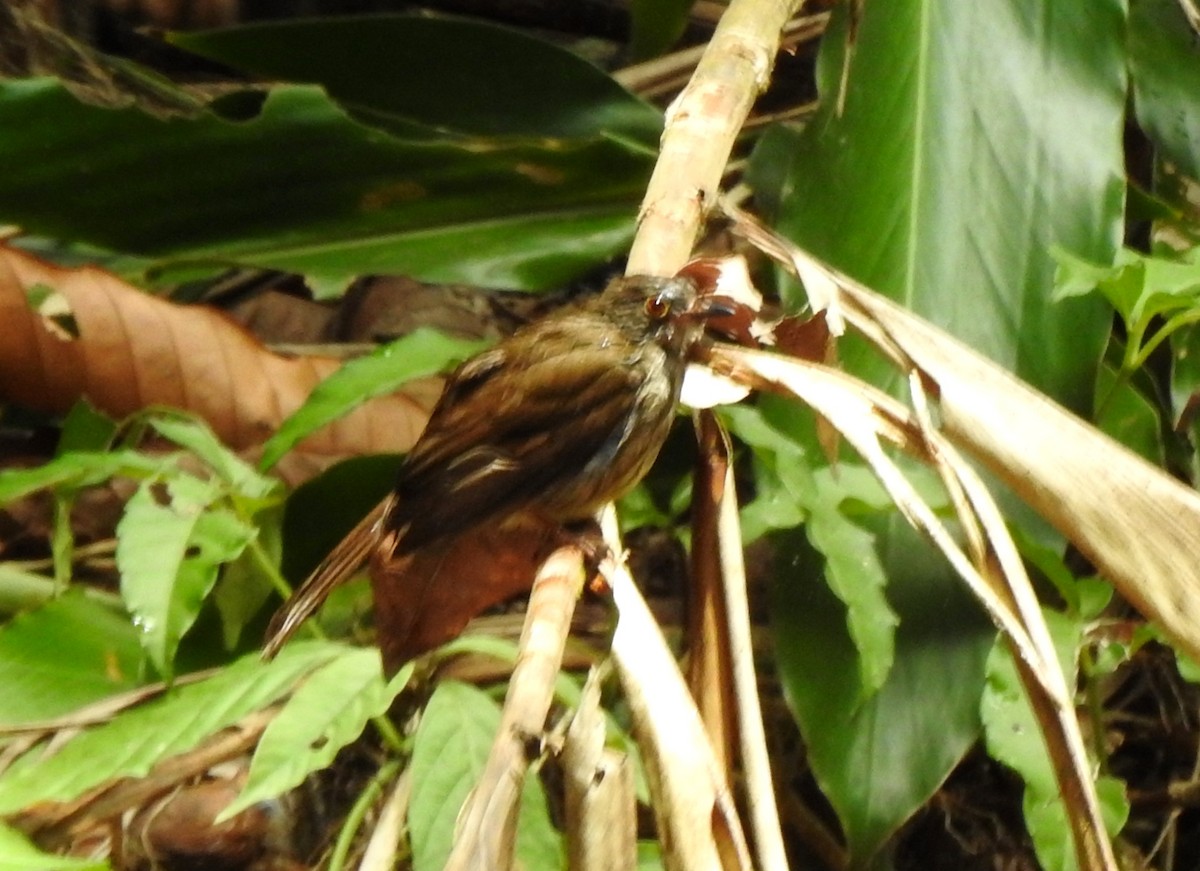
[259, 328, 486, 471]
[0, 641, 344, 815]
[0, 823, 108, 871]
[409, 681, 563, 871]
[0, 450, 167, 504]
[720, 406, 896, 696]
[0, 592, 143, 726]
[223, 650, 412, 819]
[149, 415, 279, 500]
[981, 610, 1128, 871]
[117, 477, 255, 675]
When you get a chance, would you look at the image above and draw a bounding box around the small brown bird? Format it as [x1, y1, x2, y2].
[264, 274, 719, 663]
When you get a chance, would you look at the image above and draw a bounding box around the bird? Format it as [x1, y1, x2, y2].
[264, 273, 722, 665]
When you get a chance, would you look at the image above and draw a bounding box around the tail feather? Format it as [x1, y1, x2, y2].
[262, 494, 394, 659]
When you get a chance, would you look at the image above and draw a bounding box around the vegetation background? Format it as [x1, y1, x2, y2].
[0, 0, 1199, 870]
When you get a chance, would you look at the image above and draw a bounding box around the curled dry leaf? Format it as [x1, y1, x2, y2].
[0, 246, 439, 470]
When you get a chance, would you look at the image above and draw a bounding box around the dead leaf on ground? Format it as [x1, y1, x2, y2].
[0, 246, 441, 473]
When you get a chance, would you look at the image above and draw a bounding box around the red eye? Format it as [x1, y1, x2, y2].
[644, 294, 671, 320]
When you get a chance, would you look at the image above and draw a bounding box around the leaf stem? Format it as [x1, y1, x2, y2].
[327, 757, 402, 871]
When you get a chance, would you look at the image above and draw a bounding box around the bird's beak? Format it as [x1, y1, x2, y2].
[689, 294, 758, 347]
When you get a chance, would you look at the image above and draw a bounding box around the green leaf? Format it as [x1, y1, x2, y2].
[259, 328, 486, 471]
[149, 415, 279, 501]
[981, 610, 1128, 871]
[213, 503, 283, 649]
[171, 15, 662, 145]
[755, 0, 1125, 411]
[56, 401, 117, 454]
[1129, 0, 1200, 179]
[629, 0, 693, 60]
[0, 823, 108, 871]
[0, 78, 650, 292]
[1052, 246, 1200, 337]
[0, 641, 344, 815]
[0, 592, 143, 726]
[409, 681, 564, 871]
[116, 475, 255, 676]
[772, 525, 995, 862]
[0, 450, 167, 504]
[223, 651, 413, 819]
[280, 454, 401, 583]
[1094, 363, 1165, 466]
[721, 406, 897, 697]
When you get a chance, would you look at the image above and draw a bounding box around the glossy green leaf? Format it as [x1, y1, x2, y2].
[259, 328, 486, 470]
[0, 592, 143, 726]
[0, 78, 650, 292]
[223, 651, 413, 819]
[116, 475, 254, 676]
[1129, 0, 1200, 179]
[0, 641, 344, 814]
[772, 524, 995, 862]
[409, 681, 563, 871]
[754, 0, 1125, 410]
[0, 823, 108, 871]
[981, 609, 1128, 871]
[171, 15, 661, 145]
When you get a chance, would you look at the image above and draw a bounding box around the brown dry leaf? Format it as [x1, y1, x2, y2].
[0, 246, 439, 467]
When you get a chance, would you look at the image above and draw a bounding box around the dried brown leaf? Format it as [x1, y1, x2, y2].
[0, 246, 439, 468]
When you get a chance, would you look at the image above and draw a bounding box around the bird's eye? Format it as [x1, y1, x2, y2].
[644, 293, 671, 320]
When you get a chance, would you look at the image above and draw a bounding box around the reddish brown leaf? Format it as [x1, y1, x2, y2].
[0, 246, 440, 468]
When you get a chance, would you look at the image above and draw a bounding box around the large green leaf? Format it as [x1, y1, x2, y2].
[170, 15, 662, 145]
[1129, 0, 1200, 180]
[0, 641, 344, 814]
[749, 2, 1129, 860]
[772, 526, 995, 863]
[409, 681, 563, 871]
[753, 0, 1125, 410]
[0, 79, 650, 293]
[223, 651, 413, 819]
[116, 475, 255, 676]
[0, 592, 143, 726]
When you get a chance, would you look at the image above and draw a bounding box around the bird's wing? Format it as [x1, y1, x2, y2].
[388, 330, 643, 549]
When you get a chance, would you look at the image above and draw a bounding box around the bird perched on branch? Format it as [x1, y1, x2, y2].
[265, 273, 724, 669]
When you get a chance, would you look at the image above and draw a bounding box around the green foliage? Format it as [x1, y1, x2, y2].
[0, 824, 108, 871]
[981, 607, 1130, 871]
[0, 30, 657, 293]
[0, 592, 142, 726]
[408, 681, 564, 871]
[171, 15, 662, 145]
[259, 327, 487, 470]
[1053, 245, 1200, 376]
[221, 651, 414, 820]
[0, 641, 345, 815]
